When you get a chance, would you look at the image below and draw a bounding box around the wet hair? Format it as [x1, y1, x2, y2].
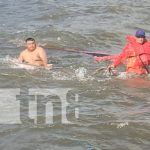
[25, 38, 35, 43]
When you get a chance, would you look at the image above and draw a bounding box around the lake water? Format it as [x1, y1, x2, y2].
[0, 0, 150, 150]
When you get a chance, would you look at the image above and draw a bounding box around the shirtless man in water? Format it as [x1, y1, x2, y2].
[18, 38, 52, 69]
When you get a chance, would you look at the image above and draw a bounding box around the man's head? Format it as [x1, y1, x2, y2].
[135, 29, 146, 44]
[25, 38, 36, 51]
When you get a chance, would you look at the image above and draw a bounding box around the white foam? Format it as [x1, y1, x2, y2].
[11, 63, 36, 70]
[117, 72, 127, 79]
[110, 122, 129, 128]
[117, 72, 141, 79]
[51, 71, 73, 81]
[117, 122, 129, 128]
[50, 67, 95, 81]
[1, 56, 37, 70]
[75, 67, 87, 81]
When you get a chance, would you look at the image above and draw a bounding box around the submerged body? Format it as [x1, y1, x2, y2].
[18, 38, 52, 69]
[95, 30, 150, 75]
[112, 35, 150, 74]
[19, 46, 47, 66]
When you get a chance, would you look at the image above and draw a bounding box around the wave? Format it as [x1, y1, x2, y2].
[0, 56, 37, 70]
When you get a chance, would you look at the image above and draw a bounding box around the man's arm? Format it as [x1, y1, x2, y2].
[108, 44, 129, 69]
[94, 55, 117, 62]
[18, 51, 24, 63]
[38, 48, 53, 69]
[38, 47, 49, 67]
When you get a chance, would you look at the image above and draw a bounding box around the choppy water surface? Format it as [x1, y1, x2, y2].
[0, 0, 150, 150]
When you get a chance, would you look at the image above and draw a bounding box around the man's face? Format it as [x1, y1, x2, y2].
[26, 40, 36, 51]
[136, 37, 145, 44]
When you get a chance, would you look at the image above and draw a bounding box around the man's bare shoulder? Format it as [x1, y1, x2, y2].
[19, 49, 28, 55]
[36, 46, 45, 52]
[36, 47, 47, 56]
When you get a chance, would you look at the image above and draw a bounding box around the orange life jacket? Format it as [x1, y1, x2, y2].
[113, 36, 150, 74]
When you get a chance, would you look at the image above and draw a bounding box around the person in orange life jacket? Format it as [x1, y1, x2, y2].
[106, 29, 150, 74]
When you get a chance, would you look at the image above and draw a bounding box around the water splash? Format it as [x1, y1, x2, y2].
[117, 72, 142, 79]
[51, 70, 73, 81]
[110, 122, 129, 128]
[117, 72, 127, 79]
[0, 56, 109, 82]
[1, 56, 38, 70]
[117, 122, 129, 128]
[75, 67, 87, 81]
[50, 67, 96, 81]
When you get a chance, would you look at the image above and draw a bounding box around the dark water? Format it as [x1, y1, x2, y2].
[0, 0, 150, 150]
